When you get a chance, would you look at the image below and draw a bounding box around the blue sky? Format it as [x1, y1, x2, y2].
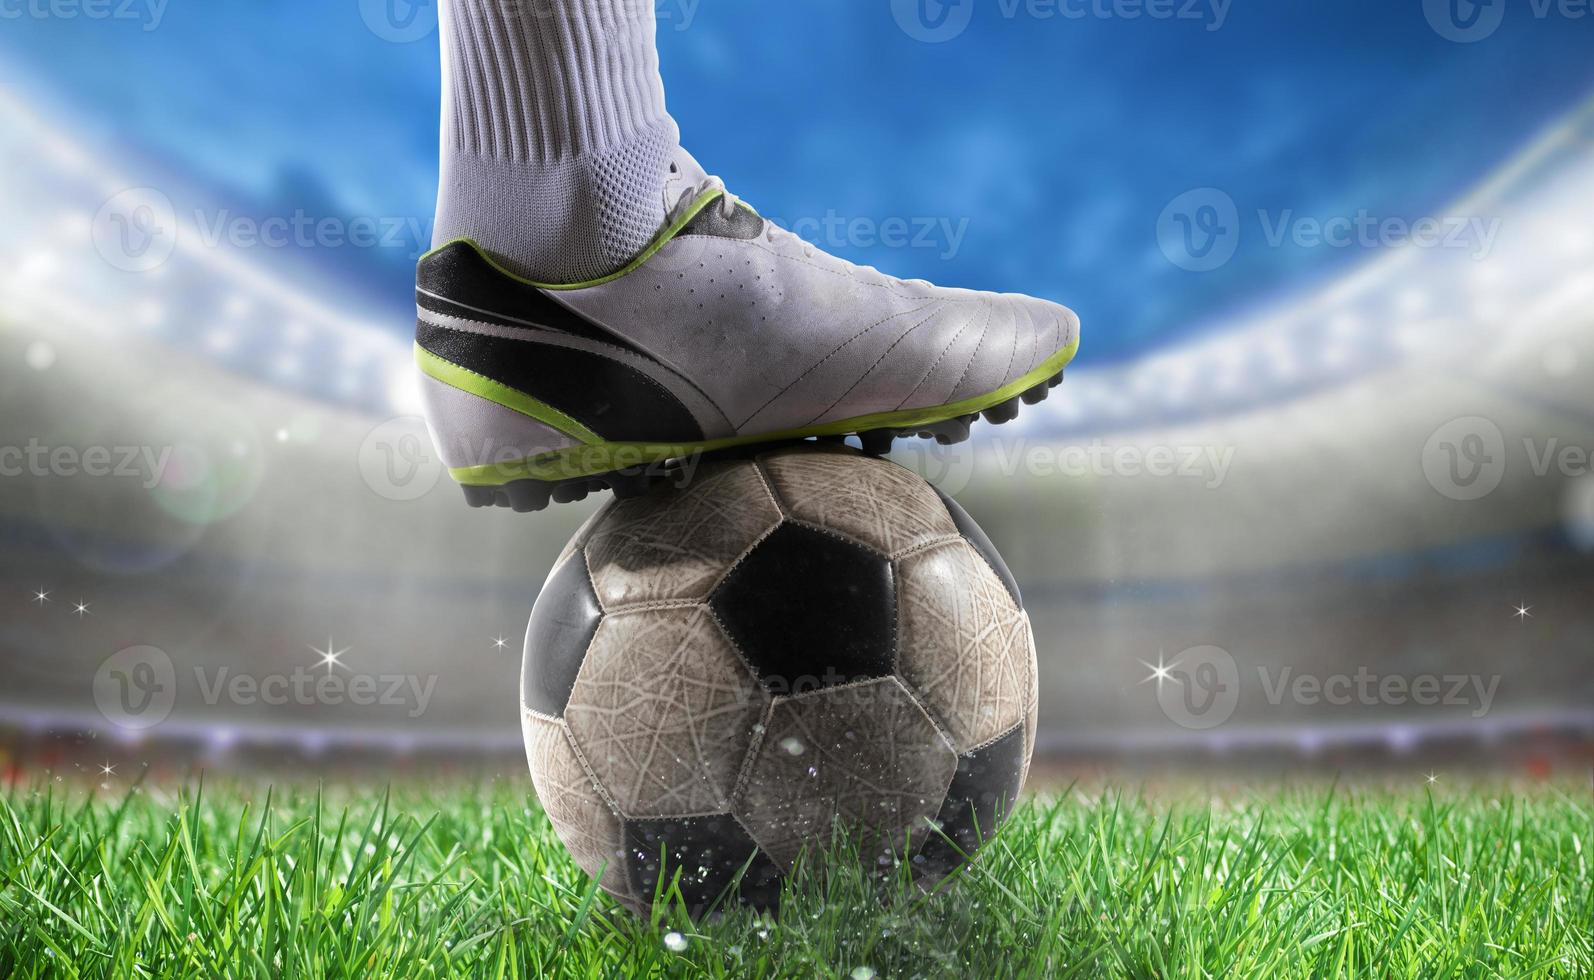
[5, 0, 1593, 363]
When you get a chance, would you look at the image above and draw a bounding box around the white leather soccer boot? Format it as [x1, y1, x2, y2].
[415, 149, 1080, 512]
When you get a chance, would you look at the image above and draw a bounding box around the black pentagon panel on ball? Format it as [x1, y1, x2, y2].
[915, 723, 1028, 879]
[709, 522, 896, 693]
[933, 488, 1023, 610]
[522, 551, 603, 717]
[623, 814, 785, 914]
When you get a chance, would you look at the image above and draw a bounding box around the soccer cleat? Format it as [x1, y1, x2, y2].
[415, 150, 1080, 512]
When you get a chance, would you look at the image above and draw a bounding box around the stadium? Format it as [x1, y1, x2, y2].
[1, 2, 1592, 974]
[3, 88, 1591, 776]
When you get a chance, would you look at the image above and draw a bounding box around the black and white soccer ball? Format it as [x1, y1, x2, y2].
[521, 444, 1037, 915]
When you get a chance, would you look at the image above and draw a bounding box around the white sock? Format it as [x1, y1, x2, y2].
[434, 0, 680, 284]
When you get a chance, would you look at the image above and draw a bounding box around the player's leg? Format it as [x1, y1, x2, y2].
[432, 0, 678, 284]
[419, 0, 1080, 512]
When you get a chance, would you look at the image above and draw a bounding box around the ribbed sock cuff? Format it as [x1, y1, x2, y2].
[442, 0, 671, 165]
[436, 0, 681, 282]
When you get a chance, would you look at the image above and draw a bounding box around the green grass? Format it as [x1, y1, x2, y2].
[1, 776, 1589, 978]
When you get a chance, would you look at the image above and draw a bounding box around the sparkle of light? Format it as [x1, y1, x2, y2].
[1138, 651, 1182, 690]
[310, 636, 351, 674]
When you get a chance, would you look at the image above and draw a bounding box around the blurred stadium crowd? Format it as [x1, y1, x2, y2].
[2, 58, 1594, 781]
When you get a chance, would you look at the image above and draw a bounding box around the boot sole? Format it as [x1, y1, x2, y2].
[451, 351, 1073, 513]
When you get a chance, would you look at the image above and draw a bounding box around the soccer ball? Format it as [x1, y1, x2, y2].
[520, 444, 1037, 915]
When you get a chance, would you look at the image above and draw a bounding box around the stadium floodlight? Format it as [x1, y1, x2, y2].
[993, 96, 1594, 439]
[0, 84, 413, 416]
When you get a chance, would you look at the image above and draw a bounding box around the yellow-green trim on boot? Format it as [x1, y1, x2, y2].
[415, 345, 602, 445]
[430, 338, 1080, 487]
[418, 189, 728, 292]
